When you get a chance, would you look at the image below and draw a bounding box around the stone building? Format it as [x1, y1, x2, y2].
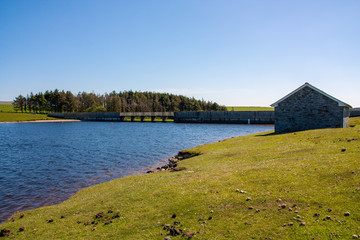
[271, 82, 352, 133]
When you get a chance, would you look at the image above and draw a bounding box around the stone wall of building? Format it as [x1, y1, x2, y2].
[274, 86, 348, 133]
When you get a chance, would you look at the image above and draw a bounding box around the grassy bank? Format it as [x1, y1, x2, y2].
[0, 104, 15, 113]
[0, 104, 59, 122]
[0, 112, 59, 122]
[226, 106, 274, 111]
[1, 118, 360, 239]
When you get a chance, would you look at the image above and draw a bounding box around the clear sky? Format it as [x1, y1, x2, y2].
[1, 0, 359, 107]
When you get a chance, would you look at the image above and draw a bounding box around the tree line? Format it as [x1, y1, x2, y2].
[12, 90, 227, 113]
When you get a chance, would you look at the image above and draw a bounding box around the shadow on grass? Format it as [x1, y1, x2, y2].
[255, 131, 301, 137]
[255, 132, 276, 137]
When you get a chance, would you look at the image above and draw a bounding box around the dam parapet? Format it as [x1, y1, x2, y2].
[174, 111, 274, 124]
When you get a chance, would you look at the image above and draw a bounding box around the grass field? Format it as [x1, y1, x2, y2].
[0, 104, 16, 113]
[0, 112, 58, 122]
[1, 118, 359, 239]
[226, 106, 274, 111]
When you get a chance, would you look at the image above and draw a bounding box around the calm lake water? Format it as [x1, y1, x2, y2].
[0, 121, 273, 222]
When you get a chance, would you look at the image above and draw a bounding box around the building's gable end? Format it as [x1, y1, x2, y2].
[271, 83, 351, 108]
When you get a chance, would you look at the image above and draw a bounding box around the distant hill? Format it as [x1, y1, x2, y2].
[0, 101, 12, 105]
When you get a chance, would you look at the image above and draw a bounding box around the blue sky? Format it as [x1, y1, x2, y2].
[1, 0, 359, 106]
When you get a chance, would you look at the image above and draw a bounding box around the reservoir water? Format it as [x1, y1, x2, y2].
[0, 121, 273, 222]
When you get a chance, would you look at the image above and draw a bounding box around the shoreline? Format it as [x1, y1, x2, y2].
[0, 119, 81, 124]
[0, 135, 232, 224]
[0, 123, 273, 224]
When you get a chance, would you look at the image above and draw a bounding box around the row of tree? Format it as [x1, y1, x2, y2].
[13, 90, 227, 113]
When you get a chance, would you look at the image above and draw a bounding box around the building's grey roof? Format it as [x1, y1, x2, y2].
[271, 82, 352, 108]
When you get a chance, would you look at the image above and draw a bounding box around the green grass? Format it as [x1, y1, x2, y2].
[226, 106, 274, 111]
[0, 112, 59, 122]
[0, 104, 16, 113]
[1, 118, 360, 239]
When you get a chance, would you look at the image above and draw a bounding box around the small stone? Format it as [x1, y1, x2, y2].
[240, 190, 247, 193]
[0, 228, 11, 237]
[248, 206, 254, 210]
[277, 199, 282, 202]
[314, 213, 320, 217]
[48, 219, 54, 223]
[300, 221, 306, 226]
[174, 221, 180, 225]
[208, 216, 212, 220]
[60, 215, 65, 219]
[107, 210, 113, 213]
[20, 213, 24, 218]
[288, 207, 293, 211]
[295, 210, 299, 213]
[236, 189, 240, 192]
[171, 213, 177, 218]
[210, 210, 214, 213]
[246, 197, 251, 201]
[165, 236, 171, 240]
[288, 222, 294, 226]
[170, 167, 187, 172]
[344, 211, 350, 216]
[280, 204, 287, 209]
[282, 223, 287, 227]
[326, 215, 331, 220]
[19, 226, 25, 232]
[352, 235, 359, 239]
[341, 149, 346, 152]
[183, 232, 195, 238]
[328, 208, 332, 212]
[255, 209, 260, 213]
[95, 212, 104, 218]
[169, 227, 181, 236]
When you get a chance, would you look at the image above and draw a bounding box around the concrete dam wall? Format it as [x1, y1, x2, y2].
[49, 110, 358, 124]
[174, 111, 275, 124]
[350, 109, 360, 117]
